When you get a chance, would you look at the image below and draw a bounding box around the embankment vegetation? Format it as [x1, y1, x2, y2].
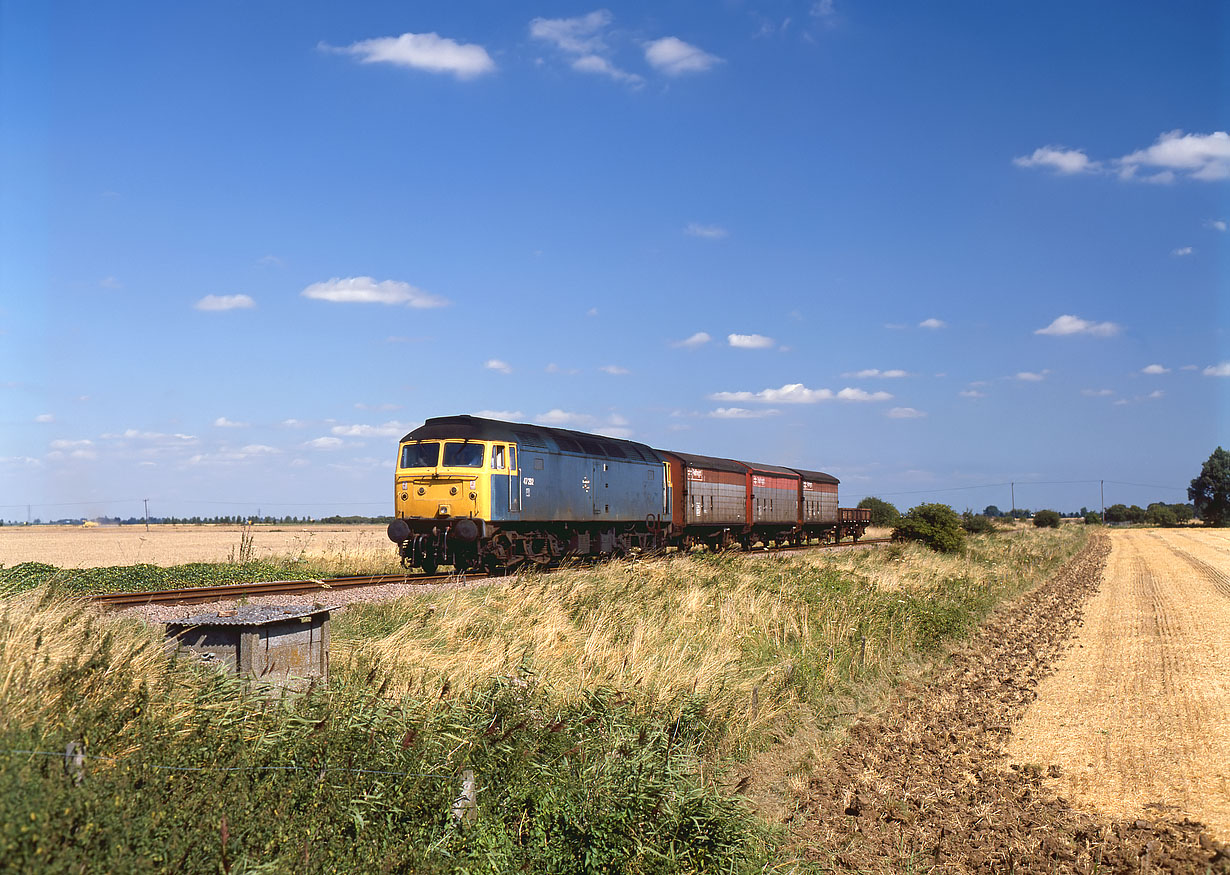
[0, 526, 1087, 871]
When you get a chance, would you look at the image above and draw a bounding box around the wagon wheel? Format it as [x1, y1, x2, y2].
[419, 557, 439, 575]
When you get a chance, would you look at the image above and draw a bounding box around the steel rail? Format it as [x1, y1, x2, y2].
[90, 537, 892, 609]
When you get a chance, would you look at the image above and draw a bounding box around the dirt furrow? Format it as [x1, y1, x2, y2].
[791, 532, 1229, 873]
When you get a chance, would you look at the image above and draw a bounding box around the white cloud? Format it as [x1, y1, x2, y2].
[728, 333, 775, 349]
[887, 407, 925, 419]
[281, 418, 304, 428]
[684, 223, 728, 239]
[240, 444, 281, 455]
[1081, 388, 1115, 397]
[673, 331, 711, 349]
[213, 417, 249, 428]
[1204, 362, 1230, 377]
[811, 0, 835, 17]
[959, 389, 986, 398]
[1015, 371, 1048, 382]
[305, 437, 344, 450]
[836, 387, 893, 402]
[100, 276, 122, 289]
[302, 277, 447, 307]
[257, 255, 285, 267]
[530, 10, 611, 54]
[844, 368, 909, 378]
[195, 294, 255, 312]
[599, 365, 630, 375]
[571, 54, 643, 85]
[1014, 146, 1099, 175]
[472, 410, 524, 421]
[50, 439, 92, 450]
[710, 383, 891, 404]
[1117, 130, 1230, 182]
[644, 37, 722, 75]
[535, 409, 594, 427]
[324, 32, 495, 80]
[709, 407, 780, 419]
[1206, 219, 1227, 232]
[34, 413, 54, 423]
[484, 359, 512, 374]
[1172, 246, 1194, 257]
[1034, 314, 1120, 337]
[1141, 364, 1170, 375]
[1147, 390, 1164, 400]
[331, 422, 407, 438]
[918, 318, 946, 329]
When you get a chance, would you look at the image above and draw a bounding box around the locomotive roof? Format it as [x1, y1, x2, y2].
[788, 467, 840, 486]
[403, 415, 662, 463]
[656, 449, 747, 475]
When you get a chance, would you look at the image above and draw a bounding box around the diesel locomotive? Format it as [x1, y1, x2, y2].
[385, 414, 870, 572]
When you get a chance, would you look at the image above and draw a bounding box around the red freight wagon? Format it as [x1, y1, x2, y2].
[741, 462, 802, 544]
[790, 467, 840, 528]
[659, 450, 747, 547]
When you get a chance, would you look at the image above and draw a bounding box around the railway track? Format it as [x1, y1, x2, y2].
[90, 537, 892, 609]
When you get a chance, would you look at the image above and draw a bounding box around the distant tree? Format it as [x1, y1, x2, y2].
[961, 510, 996, 534]
[1084, 511, 1102, 525]
[983, 505, 1002, 518]
[893, 503, 965, 553]
[1189, 447, 1230, 526]
[1104, 503, 1129, 524]
[1146, 505, 1178, 527]
[857, 496, 901, 528]
[1033, 509, 1061, 528]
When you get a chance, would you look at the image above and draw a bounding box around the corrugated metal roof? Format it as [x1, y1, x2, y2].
[166, 605, 336, 628]
[402, 415, 662, 463]
[789, 467, 840, 486]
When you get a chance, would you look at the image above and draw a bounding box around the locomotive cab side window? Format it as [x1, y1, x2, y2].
[491, 445, 506, 470]
[443, 442, 484, 468]
[509, 446, 517, 471]
[400, 441, 440, 469]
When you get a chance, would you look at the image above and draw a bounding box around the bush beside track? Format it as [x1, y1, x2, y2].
[0, 560, 363, 597]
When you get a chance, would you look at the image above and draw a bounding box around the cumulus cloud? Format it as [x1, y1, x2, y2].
[709, 407, 780, 419]
[323, 32, 495, 80]
[918, 318, 946, 329]
[728, 333, 775, 349]
[1117, 130, 1230, 182]
[1172, 246, 1194, 257]
[305, 437, 344, 450]
[49, 439, 92, 450]
[1015, 371, 1048, 382]
[599, 365, 630, 375]
[887, 407, 925, 419]
[1141, 364, 1170, 375]
[302, 277, 447, 307]
[331, 422, 407, 438]
[484, 359, 512, 374]
[213, 417, 249, 428]
[535, 409, 594, 427]
[673, 331, 711, 349]
[1013, 146, 1099, 175]
[959, 389, 986, 398]
[1206, 219, 1227, 232]
[844, 368, 909, 378]
[1082, 388, 1115, 397]
[530, 11, 642, 85]
[684, 223, 728, 239]
[710, 383, 891, 404]
[571, 54, 643, 85]
[195, 294, 255, 312]
[1204, 362, 1230, 377]
[472, 410, 524, 420]
[644, 37, 722, 75]
[1034, 314, 1120, 337]
[34, 413, 54, 423]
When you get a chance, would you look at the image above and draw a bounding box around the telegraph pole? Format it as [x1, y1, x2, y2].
[144, 498, 150, 532]
[1100, 480, 1104, 521]
[1010, 482, 1015, 516]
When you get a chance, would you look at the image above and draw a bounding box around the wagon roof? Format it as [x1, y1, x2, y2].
[403, 415, 662, 463]
[740, 461, 802, 479]
[655, 449, 747, 475]
[788, 467, 840, 486]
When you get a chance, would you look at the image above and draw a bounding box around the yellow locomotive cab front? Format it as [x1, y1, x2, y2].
[394, 439, 490, 521]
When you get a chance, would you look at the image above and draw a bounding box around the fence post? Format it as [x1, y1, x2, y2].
[452, 769, 477, 826]
[64, 742, 85, 785]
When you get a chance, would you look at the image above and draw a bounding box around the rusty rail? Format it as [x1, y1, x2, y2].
[90, 538, 891, 609]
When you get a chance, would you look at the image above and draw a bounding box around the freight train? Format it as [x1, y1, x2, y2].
[386, 415, 870, 572]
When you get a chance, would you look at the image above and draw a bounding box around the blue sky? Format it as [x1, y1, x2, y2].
[1, 1, 1226, 522]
